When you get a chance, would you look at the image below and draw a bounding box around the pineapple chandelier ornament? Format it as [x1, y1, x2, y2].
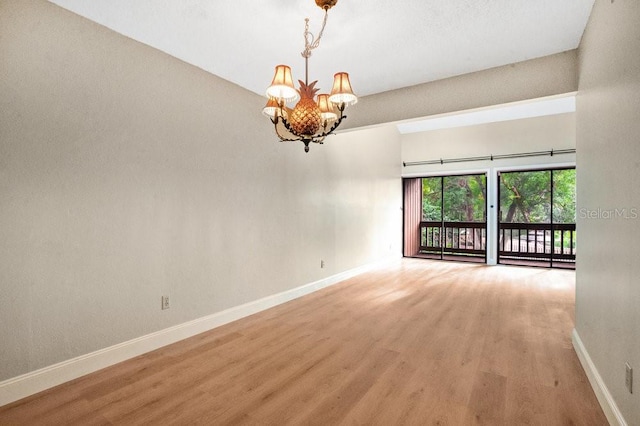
[263, 0, 357, 153]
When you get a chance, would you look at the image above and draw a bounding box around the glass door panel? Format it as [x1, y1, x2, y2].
[418, 174, 487, 262]
[498, 168, 575, 268]
[552, 168, 577, 268]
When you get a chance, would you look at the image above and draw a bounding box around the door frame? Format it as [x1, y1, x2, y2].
[403, 171, 489, 263]
[403, 161, 576, 266]
[495, 165, 576, 269]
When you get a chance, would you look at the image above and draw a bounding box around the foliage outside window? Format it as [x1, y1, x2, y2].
[499, 169, 576, 224]
[422, 175, 487, 222]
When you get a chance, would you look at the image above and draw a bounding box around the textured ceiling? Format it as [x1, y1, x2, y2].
[48, 0, 594, 98]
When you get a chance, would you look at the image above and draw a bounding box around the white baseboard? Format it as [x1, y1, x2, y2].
[572, 328, 627, 426]
[0, 256, 400, 407]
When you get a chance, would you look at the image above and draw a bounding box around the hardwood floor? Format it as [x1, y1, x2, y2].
[0, 259, 607, 425]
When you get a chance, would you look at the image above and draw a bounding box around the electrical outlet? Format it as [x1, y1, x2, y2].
[161, 295, 170, 310]
[320, 260, 325, 268]
[626, 363, 633, 394]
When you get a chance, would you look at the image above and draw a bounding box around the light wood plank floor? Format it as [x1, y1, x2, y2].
[0, 259, 607, 425]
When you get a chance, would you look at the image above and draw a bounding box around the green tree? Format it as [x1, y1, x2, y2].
[443, 175, 486, 222]
[422, 177, 442, 221]
[422, 175, 486, 222]
[552, 169, 576, 223]
[500, 171, 551, 223]
[499, 169, 575, 224]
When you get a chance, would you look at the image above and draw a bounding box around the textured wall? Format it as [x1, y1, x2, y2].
[576, 0, 640, 424]
[0, 0, 401, 381]
[343, 50, 579, 130]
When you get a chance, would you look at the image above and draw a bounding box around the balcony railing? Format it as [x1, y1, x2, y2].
[420, 221, 486, 257]
[498, 222, 576, 264]
[419, 221, 576, 266]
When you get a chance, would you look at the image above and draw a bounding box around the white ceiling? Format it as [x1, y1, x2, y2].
[48, 0, 594, 99]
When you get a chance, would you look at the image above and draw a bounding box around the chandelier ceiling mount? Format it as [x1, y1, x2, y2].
[315, 0, 338, 10]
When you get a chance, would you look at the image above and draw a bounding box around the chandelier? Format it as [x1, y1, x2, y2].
[262, 0, 357, 153]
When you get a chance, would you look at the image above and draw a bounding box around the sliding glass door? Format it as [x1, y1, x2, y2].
[404, 174, 487, 262]
[497, 168, 576, 268]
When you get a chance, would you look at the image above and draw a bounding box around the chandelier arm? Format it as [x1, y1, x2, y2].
[319, 116, 344, 137]
[277, 114, 340, 144]
[269, 101, 349, 147]
[311, 135, 328, 145]
[311, 108, 346, 139]
[272, 117, 301, 142]
[280, 117, 305, 140]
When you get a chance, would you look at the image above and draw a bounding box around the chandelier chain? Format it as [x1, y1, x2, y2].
[301, 9, 329, 59]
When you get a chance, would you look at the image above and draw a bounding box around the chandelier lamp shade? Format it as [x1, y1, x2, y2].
[263, 0, 357, 152]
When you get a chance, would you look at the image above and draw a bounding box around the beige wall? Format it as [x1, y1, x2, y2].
[576, 0, 640, 424]
[343, 51, 578, 131]
[0, 0, 401, 382]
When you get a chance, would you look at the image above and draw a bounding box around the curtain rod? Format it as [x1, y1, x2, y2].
[402, 148, 576, 167]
